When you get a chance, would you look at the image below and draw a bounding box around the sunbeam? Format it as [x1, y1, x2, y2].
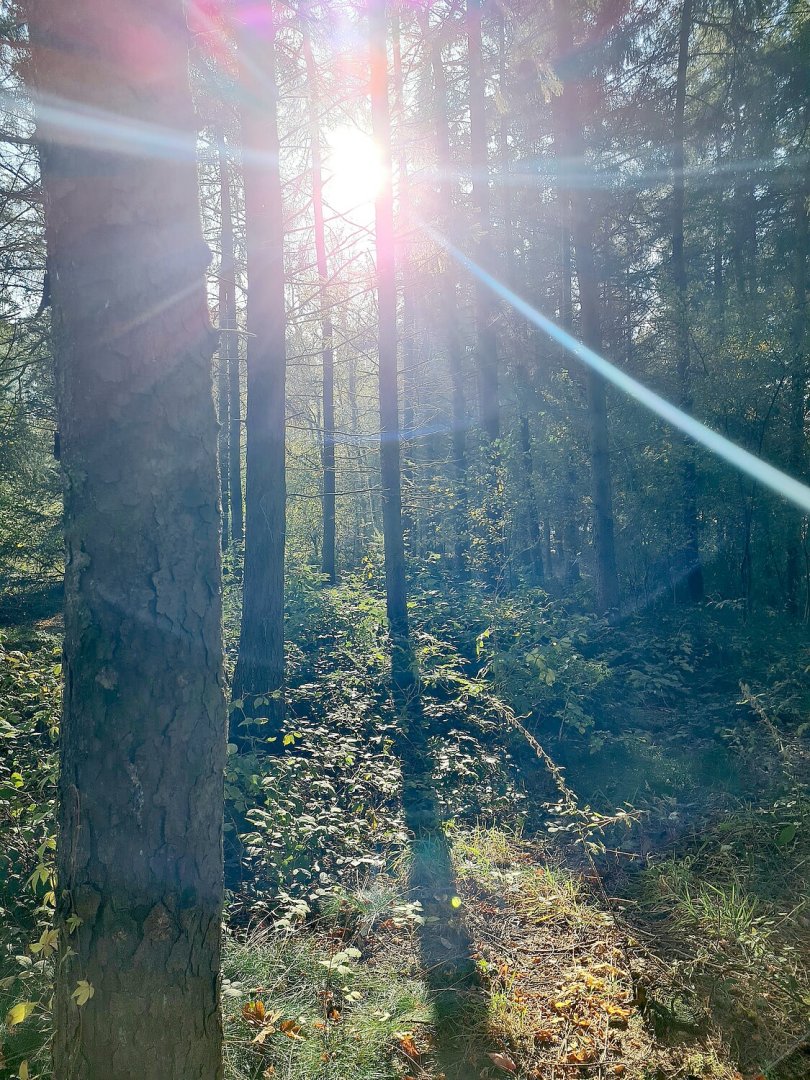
[425, 224, 810, 516]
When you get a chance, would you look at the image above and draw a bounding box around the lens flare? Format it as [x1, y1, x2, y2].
[425, 225, 810, 515]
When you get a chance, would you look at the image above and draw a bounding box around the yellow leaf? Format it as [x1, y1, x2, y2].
[6, 1001, 35, 1028]
[19, 1062, 29, 1080]
[72, 980, 94, 1006]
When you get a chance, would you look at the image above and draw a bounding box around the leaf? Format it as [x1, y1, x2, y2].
[30, 929, 58, 956]
[487, 1051, 517, 1072]
[242, 1000, 266, 1025]
[6, 1001, 35, 1028]
[72, 980, 94, 1006]
[776, 824, 797, 847]
[279, 1019, 302, 1039]
[18, 1063, 29, 1080]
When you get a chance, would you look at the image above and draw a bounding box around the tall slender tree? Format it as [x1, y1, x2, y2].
[671, 0, 704, 601]
[426, 16, 469, 574]
[369, 0, 412, 691]
[218, 142, 235, 549]
[553, 0, 620, 612]
[25, 0, 227, 1075]
[302, 19, 336, 584]
[232, 1, 287, 725]
[467, 0, 500, 443]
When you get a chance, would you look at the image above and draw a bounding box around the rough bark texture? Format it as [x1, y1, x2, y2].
[303, 25, 336, 584]
[232, 3, 287, 725]
[370, 0, 412, 690]
[553, 0, 620, 613]
[25, 2, 226, 1076]
[671, 0, 704, 602]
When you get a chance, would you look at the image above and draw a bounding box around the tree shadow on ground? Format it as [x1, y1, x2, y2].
[396, 700, 494, 1079]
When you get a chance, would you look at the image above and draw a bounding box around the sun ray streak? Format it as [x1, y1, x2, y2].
[425, 224, 810, 516]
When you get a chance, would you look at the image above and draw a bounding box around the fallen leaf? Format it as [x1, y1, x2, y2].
[242, 1000, 266, 1025]
[280, 1019, 303, 1039]
[396, 1033, 421, 1060]
[487, 1052, 517, 1072]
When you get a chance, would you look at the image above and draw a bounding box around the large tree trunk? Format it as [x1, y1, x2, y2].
[369, 0, 412, 691]
[427, 22, 468, 575]
[232, 4, 287, 726]
[303, 24, 336, 584]
[671, 0, 704, 601]
[218, 142, 235, 550]
[26, 2, 226, 1076]
[553, 0, 620, 613]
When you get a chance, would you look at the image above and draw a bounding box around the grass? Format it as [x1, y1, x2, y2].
[222, 928, 431, 1080]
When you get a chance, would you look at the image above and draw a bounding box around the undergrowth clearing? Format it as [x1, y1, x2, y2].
[2, 573, 809, 1079]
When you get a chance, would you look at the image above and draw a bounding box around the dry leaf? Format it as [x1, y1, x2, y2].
[487, 1052, 517, 1072]
[396, 1032, 421, 1060]
[242, 1000, 266, 1025]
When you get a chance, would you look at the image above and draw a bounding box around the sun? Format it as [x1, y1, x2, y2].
[324, 125, 386, 213]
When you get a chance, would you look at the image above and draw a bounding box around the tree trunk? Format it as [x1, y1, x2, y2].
[427, 22, 468, 575]
[218, 143, 235, 550]
[370, 0, 412, 691]
[672, 0, 704, 601]
[467, 0, 500, 443]
[392, 12, 417, 550]
[232, 5, 287, 727]
[229, 338, 244, 546]
[26, 2, 226, 1076]
[303, 25, 336, 584]
[553, 0, 620, 613]
[519, 410, 545, 583]
[786, 183, 808, 614]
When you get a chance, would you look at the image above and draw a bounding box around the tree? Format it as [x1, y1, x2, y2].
[369, 0, 412, 691]
[24, 0, 226, 1075]
[671, 0, 704, 601]
[552, 0, 620, 613]
[232, 1, 287, 726]
[302, 19, 336, 585]
[218, 141, 235, 549]
[421, 6, 469, 576]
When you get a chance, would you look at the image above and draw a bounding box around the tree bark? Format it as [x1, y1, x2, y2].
[25, 2, 226, 1076]
[369, 0, 412, 691]
[672, 0, 704, 601]
[302, 24, 336, 584]
[232, 4, 287, 727]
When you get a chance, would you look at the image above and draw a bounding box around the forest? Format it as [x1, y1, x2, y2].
[0, 0, 808, 1077]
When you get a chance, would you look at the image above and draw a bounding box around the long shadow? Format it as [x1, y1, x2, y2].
[396, 695, 493, 1079]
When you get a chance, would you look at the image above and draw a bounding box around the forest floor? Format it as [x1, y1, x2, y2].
[1, 577, 809, 1080]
